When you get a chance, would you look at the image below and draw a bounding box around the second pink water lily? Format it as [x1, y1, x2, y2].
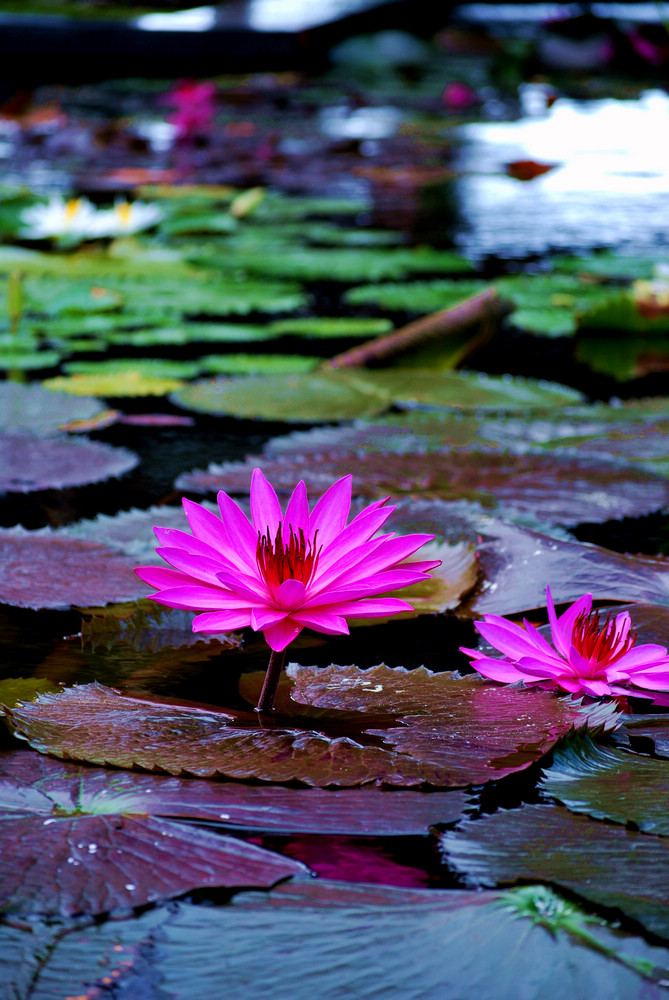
[461, 587, 669, 700]
[136, 468, 440, 653]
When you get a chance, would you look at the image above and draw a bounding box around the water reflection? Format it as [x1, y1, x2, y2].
[455, 90, 669, 258]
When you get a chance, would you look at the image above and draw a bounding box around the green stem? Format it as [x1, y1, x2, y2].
[255, 648, 286, 714]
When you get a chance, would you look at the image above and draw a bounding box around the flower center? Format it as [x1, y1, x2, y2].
[64, 198, 82, 224]
[115, 202, 133, 227]
[256, 522, 321, 590]
[571, 609, 635, 668]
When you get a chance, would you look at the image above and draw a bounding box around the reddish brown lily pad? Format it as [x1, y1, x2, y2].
[0, 434, 138, 493]
[0, 529, 147, 609]
[442, 804, 669, 941]
[5, 670, 615, 788]
[176, 449, 669, 528]
[0, 750, 307, 918]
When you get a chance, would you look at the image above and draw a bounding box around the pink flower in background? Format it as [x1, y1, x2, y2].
[460, 588, 669, 701]
[136, 469, 439, 654]
[441, 81, 478, 111]
[166, 80, 217, 139]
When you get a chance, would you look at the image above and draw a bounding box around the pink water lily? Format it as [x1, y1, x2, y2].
[136, 469, 439, 710]
[460, 587, 669, 702]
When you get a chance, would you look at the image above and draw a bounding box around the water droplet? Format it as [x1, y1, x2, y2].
[88, 843, 98, 854]
[219, 813, 230, 820]
[124, 883, 136, 891]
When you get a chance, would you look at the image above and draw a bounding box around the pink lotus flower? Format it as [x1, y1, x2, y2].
[460, 588, 669, 701]
[136, 469, 439, 710]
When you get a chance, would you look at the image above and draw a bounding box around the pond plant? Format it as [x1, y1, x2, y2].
[136, 468, 440, 711]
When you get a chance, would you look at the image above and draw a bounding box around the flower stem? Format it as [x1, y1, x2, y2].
[255, 649, 287, 714]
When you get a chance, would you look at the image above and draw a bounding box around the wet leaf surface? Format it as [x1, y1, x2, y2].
[540, 735, 669, 835]
[9, 882, 668, 1000]
[442, 805, 669, 940]
[5, 671, 615, 788]
[0, 381, 103, 435]
[0, 433, 138, 493]
[0, 530, 145, 609]
[176, 447, 669, 528]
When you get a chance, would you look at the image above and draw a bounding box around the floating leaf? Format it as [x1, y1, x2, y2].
[0, 434, 138, 492]
[17, 881, 669, 1000]
[5, 671, 613, 788]
[0, 348, 61, 371]
[62, 358, 202, 379]
[576, 336, 669, 382]
[0, 382, 102, 435]
[43, 371, 185, 397]
[0, 530, 145, 609]
[345, 279, 487, 313]
[171, 372, 389, 422]
[199, 353, 320, 375]
[442, 804, 669, 941]
[176, 447, 668, 528]
[0, 751, 307, 917]
[541, 734, 669, 835]
[268, 316, 393, 338]
[553, 254, 658, 280]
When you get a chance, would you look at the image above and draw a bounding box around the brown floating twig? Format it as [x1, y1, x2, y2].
[323, 287, 512, 370]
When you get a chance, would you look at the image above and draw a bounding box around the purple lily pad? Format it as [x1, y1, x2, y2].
[14, 881, 669, 1000]
[176, 448, 669, 528]
[0, 529, 148, 609]
[442, 804, 669, 941]
[0, 433, 138, 493]
[0, 749, 307, 917]
[5, 670, 615, 788]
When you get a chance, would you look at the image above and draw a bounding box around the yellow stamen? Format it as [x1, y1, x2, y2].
[64, 198, 82, 223]
[114, 202, 133, 227]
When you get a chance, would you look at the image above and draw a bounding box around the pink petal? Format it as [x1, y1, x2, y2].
[475, 618, 555, 663]
[141, 585, 237, 611]
[609, 644, 669, 672]
[155, 547, 230, 585]
[135, 565, 194, 589]
[193, 609, 253, 632]
[275, 578, 307, 610]
[284, 479, 310, 533]
[465, 655, 529, 684]
[250, 607, 289, 630]
[622, 668, 669, 692]
[250, 468, 283, 536]
[316, 507, 396, 573]
[547, 587, 591, 658]
[308, 475, 352, 547]
[182, 499, 232, 552]
[215, 569, 271, 604]
[215, 491, 257, 567]
[291, 611, 349, 634]
[577, 679, 613, 697]
[263, 618, 302, 652]
[319, 597, 415, 618]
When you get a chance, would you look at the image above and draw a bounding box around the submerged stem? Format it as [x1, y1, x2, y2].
[255, 648, 287, 714]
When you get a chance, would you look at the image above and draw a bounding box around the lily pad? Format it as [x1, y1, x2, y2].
[0, 382, 102, 435]
[11, 881, 669, 1000]
[540, 734, 669, 835]
[268, 317, 393, 338]
[0, 434, 138, 493]
[62, 358, 202, 379]
[345, 279, 488, 313]
[43, 371, 185, 397]
[576, 336, 669, 382]
[0, 529, 146, 609]
[442, 804, 669, 941]
[171, 372, 389, 422]
[5, 670, 613, 788]
[176, 448, 668, 529]
[199, 353, 320, 375]
[0, 750, 307, 917]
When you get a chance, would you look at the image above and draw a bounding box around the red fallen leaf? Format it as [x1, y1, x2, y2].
[505, 160, 556, 181]
[119, 413, 195, 427]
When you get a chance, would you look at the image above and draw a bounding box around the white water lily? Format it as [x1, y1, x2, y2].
[90, 200, 164, 237]
[20, 195, 99, 240]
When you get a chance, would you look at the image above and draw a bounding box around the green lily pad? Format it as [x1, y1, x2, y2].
[171, 372, 389, 422]
[199, 353, 320, 375]
[268, 317, 393, 338]
[345, 279, 487, 313]
[43, 371, 185, 397]
[62, 358, 202, 379]
[576, 337, 669, 381]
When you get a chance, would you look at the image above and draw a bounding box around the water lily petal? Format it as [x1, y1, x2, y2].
[251, 467, 283, 536]
[263, 618, 303, 652]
